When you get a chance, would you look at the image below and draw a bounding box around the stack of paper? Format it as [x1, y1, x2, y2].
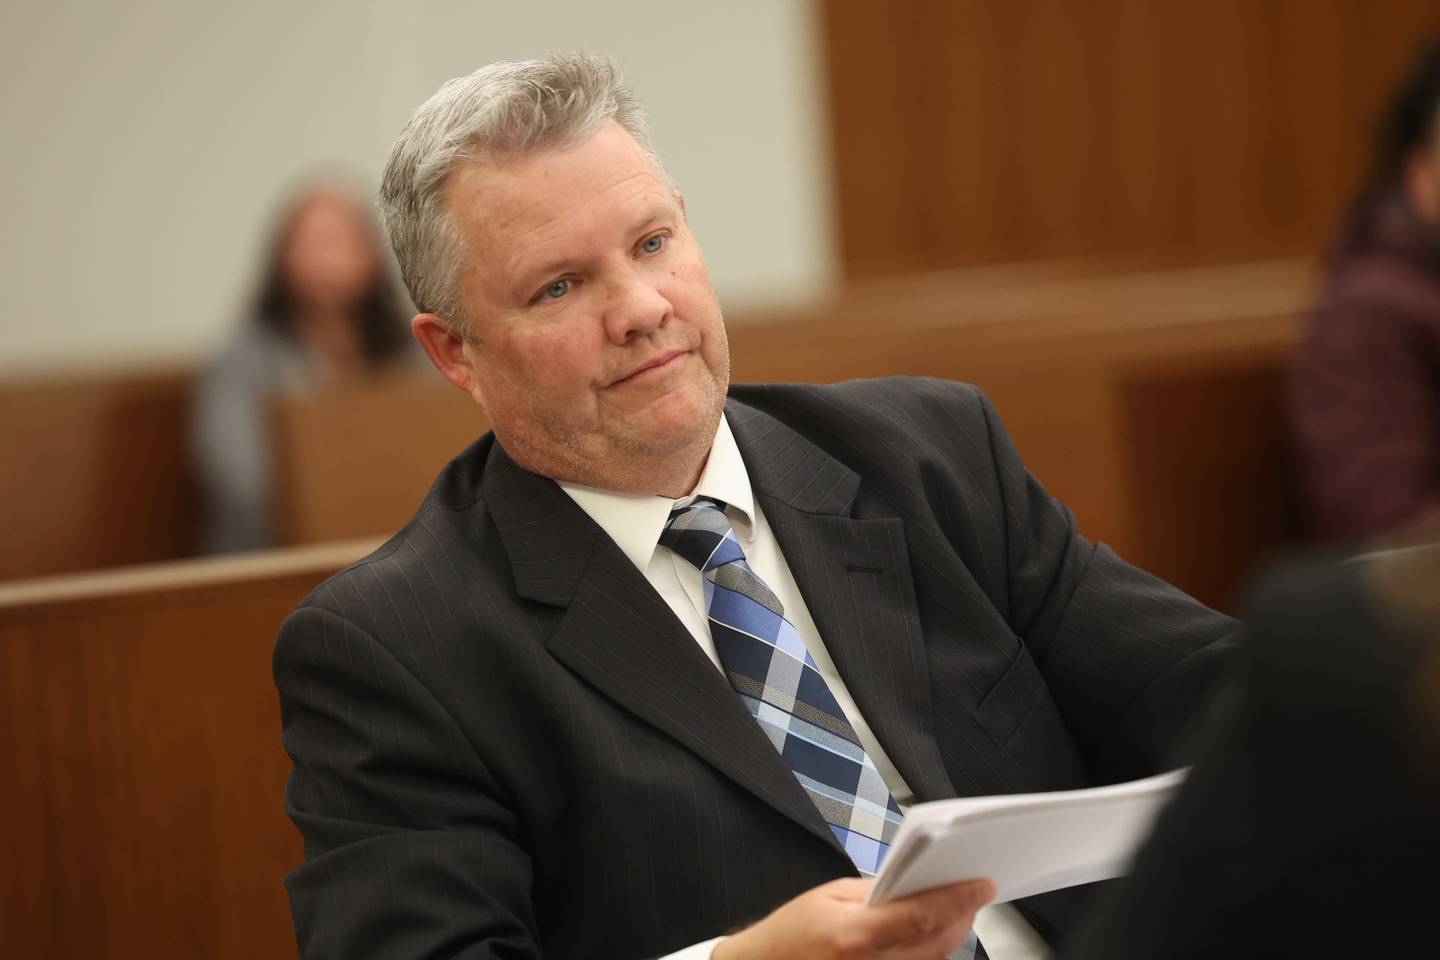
[868, 768, 1188, 905]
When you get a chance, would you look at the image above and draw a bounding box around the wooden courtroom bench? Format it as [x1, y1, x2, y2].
[0, 540, 378, 960]
[270, 372, 489, 545]
[0, 367, 197, 580]
[0, 367, 485, 578]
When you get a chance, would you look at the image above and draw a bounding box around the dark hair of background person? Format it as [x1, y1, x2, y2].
[250, 183, 413, 365]
[1319, 36, 1440, 276]
[1358, 37, 1440, 204]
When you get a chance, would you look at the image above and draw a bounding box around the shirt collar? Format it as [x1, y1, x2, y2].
[558, 414, 756, 574]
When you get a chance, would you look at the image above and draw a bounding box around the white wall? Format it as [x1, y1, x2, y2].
[0, 0, 835, 375]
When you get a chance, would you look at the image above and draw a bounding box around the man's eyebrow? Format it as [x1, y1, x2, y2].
[628, 206, 673, 237]
[513, 206, 676, 290]
[516, 254, 582, 291]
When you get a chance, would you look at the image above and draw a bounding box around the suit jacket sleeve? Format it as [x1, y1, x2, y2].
[275, 603, 539, 959]
[975, 388, 1239, 782]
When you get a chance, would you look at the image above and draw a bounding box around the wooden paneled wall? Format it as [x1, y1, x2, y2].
[820, 0, 1440, 277]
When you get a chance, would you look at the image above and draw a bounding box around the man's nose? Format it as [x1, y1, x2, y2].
[601, 266, 671, 345]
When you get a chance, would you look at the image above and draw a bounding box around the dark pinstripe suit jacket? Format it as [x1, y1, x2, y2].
[275, 377, 1238, 959]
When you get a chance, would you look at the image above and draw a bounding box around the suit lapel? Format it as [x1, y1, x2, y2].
[728, 400, 959, 804]
[481, 442, 844, 857]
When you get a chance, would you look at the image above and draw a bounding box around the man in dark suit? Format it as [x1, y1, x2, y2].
[274, 54, 1236, 959]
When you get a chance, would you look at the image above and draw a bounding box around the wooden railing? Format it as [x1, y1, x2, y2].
[0, 541, 379, 959]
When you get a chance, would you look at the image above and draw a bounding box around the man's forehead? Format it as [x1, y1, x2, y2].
[450, 171, 670, 246]
[441, 126, 678, 305]
[444, 123, 666, 230]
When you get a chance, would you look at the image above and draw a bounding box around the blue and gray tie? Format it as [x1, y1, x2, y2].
[661, 497, 903, 872]
[660, 498, 985, 959]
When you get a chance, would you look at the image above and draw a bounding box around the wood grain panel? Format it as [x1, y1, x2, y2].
[1121, 349, 1304, 610]
[820, 0, 1440, 277]
[0, 368, 482, 578]
[0, 542, 376, 959]
[0, 369, 197, 579]
[270, 373, 488, 545]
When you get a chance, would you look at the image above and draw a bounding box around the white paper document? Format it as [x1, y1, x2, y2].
[868, 768, 1188, 905]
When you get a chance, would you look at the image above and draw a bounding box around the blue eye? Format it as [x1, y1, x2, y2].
[640, 234, 665, 254]
[540, 279, 570, 301]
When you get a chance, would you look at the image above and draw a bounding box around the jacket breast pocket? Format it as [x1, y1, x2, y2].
[973, 638, 1046, 750]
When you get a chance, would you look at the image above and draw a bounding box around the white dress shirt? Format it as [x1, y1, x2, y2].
[560, 417, 1052, 960]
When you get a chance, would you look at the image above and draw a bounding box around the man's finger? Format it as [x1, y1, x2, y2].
[861, 878, 997, 948]
[943, 877, 998, 913]
[906, 878, 998, 915]
[884, 880, 999, 959]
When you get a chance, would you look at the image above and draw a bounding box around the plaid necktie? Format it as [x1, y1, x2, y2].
[661, 498, 985, 959]
[661, 496, 906, 874]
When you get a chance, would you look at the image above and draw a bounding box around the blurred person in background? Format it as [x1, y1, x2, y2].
[1292, 39, 1440, 547]
[190, 180, 413, 554]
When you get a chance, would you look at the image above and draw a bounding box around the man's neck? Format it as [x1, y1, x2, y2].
[510, 441, 712, 500]
[652, 449, 709, 499]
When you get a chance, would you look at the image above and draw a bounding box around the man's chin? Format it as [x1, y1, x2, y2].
[623, 380, 721, 430]
[624, 418, 712, 457]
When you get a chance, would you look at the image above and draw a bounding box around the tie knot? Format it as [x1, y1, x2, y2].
[660, 497, 745, 572]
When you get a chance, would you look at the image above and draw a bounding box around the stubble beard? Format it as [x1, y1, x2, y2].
[508, 354, 730, 496]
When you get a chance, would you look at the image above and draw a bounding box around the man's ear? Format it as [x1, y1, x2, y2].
[411, 313, 487, 408]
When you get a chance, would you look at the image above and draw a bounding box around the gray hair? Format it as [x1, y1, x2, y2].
[379, 53, 664, 330]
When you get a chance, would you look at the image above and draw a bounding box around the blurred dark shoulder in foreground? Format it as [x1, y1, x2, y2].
[1065, 543, 1440, 959]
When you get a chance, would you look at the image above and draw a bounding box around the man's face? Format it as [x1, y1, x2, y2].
[440, 121, 730, 492]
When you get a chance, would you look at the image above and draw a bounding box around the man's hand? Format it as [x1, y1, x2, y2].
[712, 876, 996, 960]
